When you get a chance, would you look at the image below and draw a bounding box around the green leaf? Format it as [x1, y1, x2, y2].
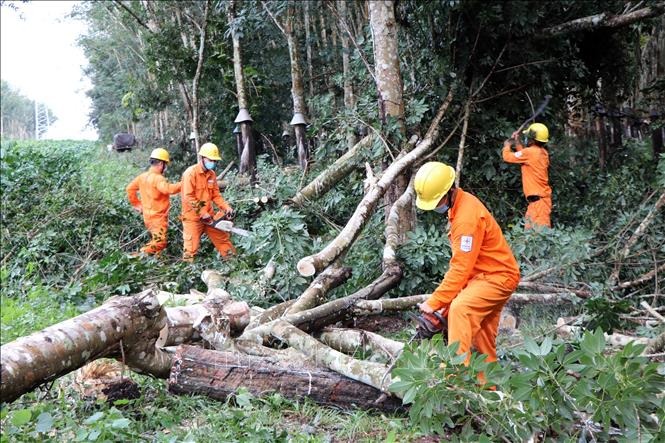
[111, 418, 130, 429]
[540, 337, 552, 355]
[35, 412, 54, 433]
[524, 337, 541, 356]
[10, 409, 32, 427]
[83, 411, 104, 425]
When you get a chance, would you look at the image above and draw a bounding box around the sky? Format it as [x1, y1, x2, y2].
[1, 1, 98, 140]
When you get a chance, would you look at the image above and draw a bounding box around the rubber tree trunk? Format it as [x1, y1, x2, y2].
[285, 6, 309, 171]
[0, 289, 248, 403]
[304, 1, 314, 97]
[368, 0, 413, 237]
[338, 0, 357, 150]
[189, 0, 211, 153]
[168, 345, 403, 412]
[228, 0, 257, 179]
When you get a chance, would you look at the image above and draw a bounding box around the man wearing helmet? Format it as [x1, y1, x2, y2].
[180, 142, 235, 262]
[414, 162, 520, 379]
[502, 122, 552, 228]
[126, 148, 182, 255]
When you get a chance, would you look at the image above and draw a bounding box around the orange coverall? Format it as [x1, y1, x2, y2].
[425, 189, 520, 365]
[180, 163, 235, 260]
[502, 142, 552, 228]
[126, 166, 182, 254]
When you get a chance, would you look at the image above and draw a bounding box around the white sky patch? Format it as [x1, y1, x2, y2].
[1, 1, 98, 140]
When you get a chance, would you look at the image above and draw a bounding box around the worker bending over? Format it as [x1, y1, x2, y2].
[126, 148, 182, 255]
[181, 142, 235, 262]
[414, 162, 520, 377]
[502, 122, 552, 228]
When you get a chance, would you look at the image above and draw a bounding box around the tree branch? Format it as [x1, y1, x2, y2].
[540, 2, 665, 37]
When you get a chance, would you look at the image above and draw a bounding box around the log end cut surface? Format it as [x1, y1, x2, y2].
[168, 345, 403, 413]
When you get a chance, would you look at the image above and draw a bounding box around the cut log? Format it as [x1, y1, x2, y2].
[297, 86, 456, 276]
[168, 345, 403, 412]
[1, 290, 164, 403]
[0, 290, 246, 403]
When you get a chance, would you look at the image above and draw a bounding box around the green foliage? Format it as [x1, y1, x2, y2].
[391, 331, 665, 441]
[397, 222, 451, 295]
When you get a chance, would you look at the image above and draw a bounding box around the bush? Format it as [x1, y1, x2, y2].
[390, 331, 665, 441]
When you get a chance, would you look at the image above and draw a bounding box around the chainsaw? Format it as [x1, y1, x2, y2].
[208, 217, 251, 237]
[408, 305, 448, 340]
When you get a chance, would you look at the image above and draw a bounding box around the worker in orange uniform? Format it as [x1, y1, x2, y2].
[126, 148, 182, 255]
[502, 122, 552, 229]
[181, 142, 235, 262]
[414, 162, 520, 377]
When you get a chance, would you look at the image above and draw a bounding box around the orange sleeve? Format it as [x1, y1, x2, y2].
[502, 145, 531, 164]
[182, 169, 199, 214]
[426, 220, 485, 310]
[126, 175, 141, 208]
[155, 176, 182, 195]
[210, 181, 231, 212]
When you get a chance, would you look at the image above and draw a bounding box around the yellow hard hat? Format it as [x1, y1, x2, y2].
[150, 148, 170, 163]
[199, 142, 221, 161]
[522, 123, 549, 143]
[413, 162, 456, 211]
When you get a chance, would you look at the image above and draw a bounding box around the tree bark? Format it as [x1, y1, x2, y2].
[540, 2, 665, 37]
[368, 0, 412, 239]
[284, 264, 353, 315]
[268, 320, 396, 394]
[285, 6, 309, 170]
[190, 0, 210, 153]
[291, 134, 374, 206]
[338, 0, 357, 150]
[454, 100, 471, 187]
[317, 328, 403, 362]
[168, 345, 403, 412]
[304, 1, 314, 97]
[0, 289, 247, 403]
[228, 0, 257, 179]
[296, 86, 456, 277]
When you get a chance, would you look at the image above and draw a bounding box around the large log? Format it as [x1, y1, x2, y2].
[1, 290, 164, 403]
[0, 289, 248, 403]
[168, 345, 403, 412]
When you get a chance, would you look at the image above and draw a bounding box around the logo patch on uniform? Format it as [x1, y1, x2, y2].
[460, 236, 473, 252]
[514, 151, 523, 158]
[208, 179, 214, 184]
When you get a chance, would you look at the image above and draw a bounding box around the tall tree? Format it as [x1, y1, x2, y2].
[228, 0, 257, 179]
[338, 0, 357, 150]
[264, 1, 309, 170]
[368, 0, 413, 238]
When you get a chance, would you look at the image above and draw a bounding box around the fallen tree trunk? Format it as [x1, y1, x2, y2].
[284, 264, 353, 315]
[318, 328, 403, 362]
[1, 290, 164, 403]
[0, 289, 248, 403]
[291, 135, 373, 206]
[168, 345, 403, 412]
[269, 320, 395, 394]
[352, 291, 579, 316]
[297, 86, 456, 277]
